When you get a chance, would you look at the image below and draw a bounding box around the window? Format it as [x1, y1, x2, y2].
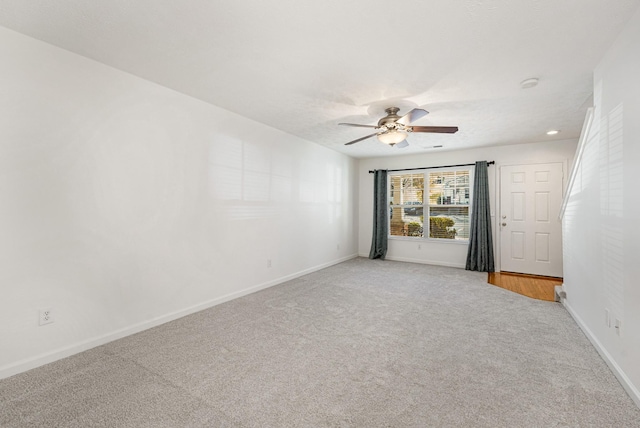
[389, 168, 471, 241]
[389, 174, 424, 237]
[428, 170, 470, 240]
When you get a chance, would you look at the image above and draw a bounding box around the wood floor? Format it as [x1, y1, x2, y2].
[487, 271, 563, 302]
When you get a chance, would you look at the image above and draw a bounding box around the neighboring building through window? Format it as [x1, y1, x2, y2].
[389, 168, 471, 241]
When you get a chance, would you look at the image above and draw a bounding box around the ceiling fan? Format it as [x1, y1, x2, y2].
[339, 107, 458, 148]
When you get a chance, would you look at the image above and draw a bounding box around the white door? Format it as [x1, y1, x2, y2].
[499, 163, 563, 277]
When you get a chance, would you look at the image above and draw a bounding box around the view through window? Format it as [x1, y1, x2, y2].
[389, 169, 471, 241]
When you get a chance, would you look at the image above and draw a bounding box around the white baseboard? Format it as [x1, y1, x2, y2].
[563, 299, 640, 409]
[357, 253, 465, 269]
[0, 254, 358, 380]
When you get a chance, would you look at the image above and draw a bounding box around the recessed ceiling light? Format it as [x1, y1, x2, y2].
[546, 130, 560, 135]
[520, 78, 539, 89]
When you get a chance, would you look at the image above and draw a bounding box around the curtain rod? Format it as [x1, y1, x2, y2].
[368, 160, 495, 174]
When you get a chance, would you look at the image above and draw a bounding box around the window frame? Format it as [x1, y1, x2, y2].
[387, 167, 473, 243]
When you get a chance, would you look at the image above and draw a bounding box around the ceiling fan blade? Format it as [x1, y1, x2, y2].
[397, 108, 429, 125]
[395, 140, 409, 149]
[410, 126, 459, 134]
[338, 123, 379, 128]
[344, 132, 378, 145]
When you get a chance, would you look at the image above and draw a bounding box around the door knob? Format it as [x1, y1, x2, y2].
[502, 215, 506, 219]
[502, 222, 507, 226]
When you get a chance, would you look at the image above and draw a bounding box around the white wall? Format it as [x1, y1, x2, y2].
[0, 27, 358, 378]
[562, 6, 640, 406]
[359, 140, 577, 268]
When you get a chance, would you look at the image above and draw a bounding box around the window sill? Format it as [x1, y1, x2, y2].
[388, 236, 469, 245]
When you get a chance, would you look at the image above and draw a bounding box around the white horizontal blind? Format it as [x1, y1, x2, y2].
[389, 174, 424, 237]
[428, 170, 470, 240]
[388, 169, 470, 240]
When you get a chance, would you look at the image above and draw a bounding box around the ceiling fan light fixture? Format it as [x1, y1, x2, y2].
[377, 130, 408, 146]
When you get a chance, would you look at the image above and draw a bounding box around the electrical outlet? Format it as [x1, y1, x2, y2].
[267, 259, 272, 268]
[39, 308, 54, 326]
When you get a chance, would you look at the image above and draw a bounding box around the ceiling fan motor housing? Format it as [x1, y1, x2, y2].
[377, 107, 402, 128]
[378, 107, 410, 136]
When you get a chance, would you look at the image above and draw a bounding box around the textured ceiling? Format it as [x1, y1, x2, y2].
[0, 0, 638, 158]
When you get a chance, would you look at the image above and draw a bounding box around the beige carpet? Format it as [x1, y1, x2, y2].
[1, 258, 639, 427]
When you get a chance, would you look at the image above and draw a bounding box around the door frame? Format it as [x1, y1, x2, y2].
[494, 160, 568, 274]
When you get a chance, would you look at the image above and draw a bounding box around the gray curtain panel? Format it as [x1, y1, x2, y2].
[466, 161, 495, 272]
[369, 169, 388, 260]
